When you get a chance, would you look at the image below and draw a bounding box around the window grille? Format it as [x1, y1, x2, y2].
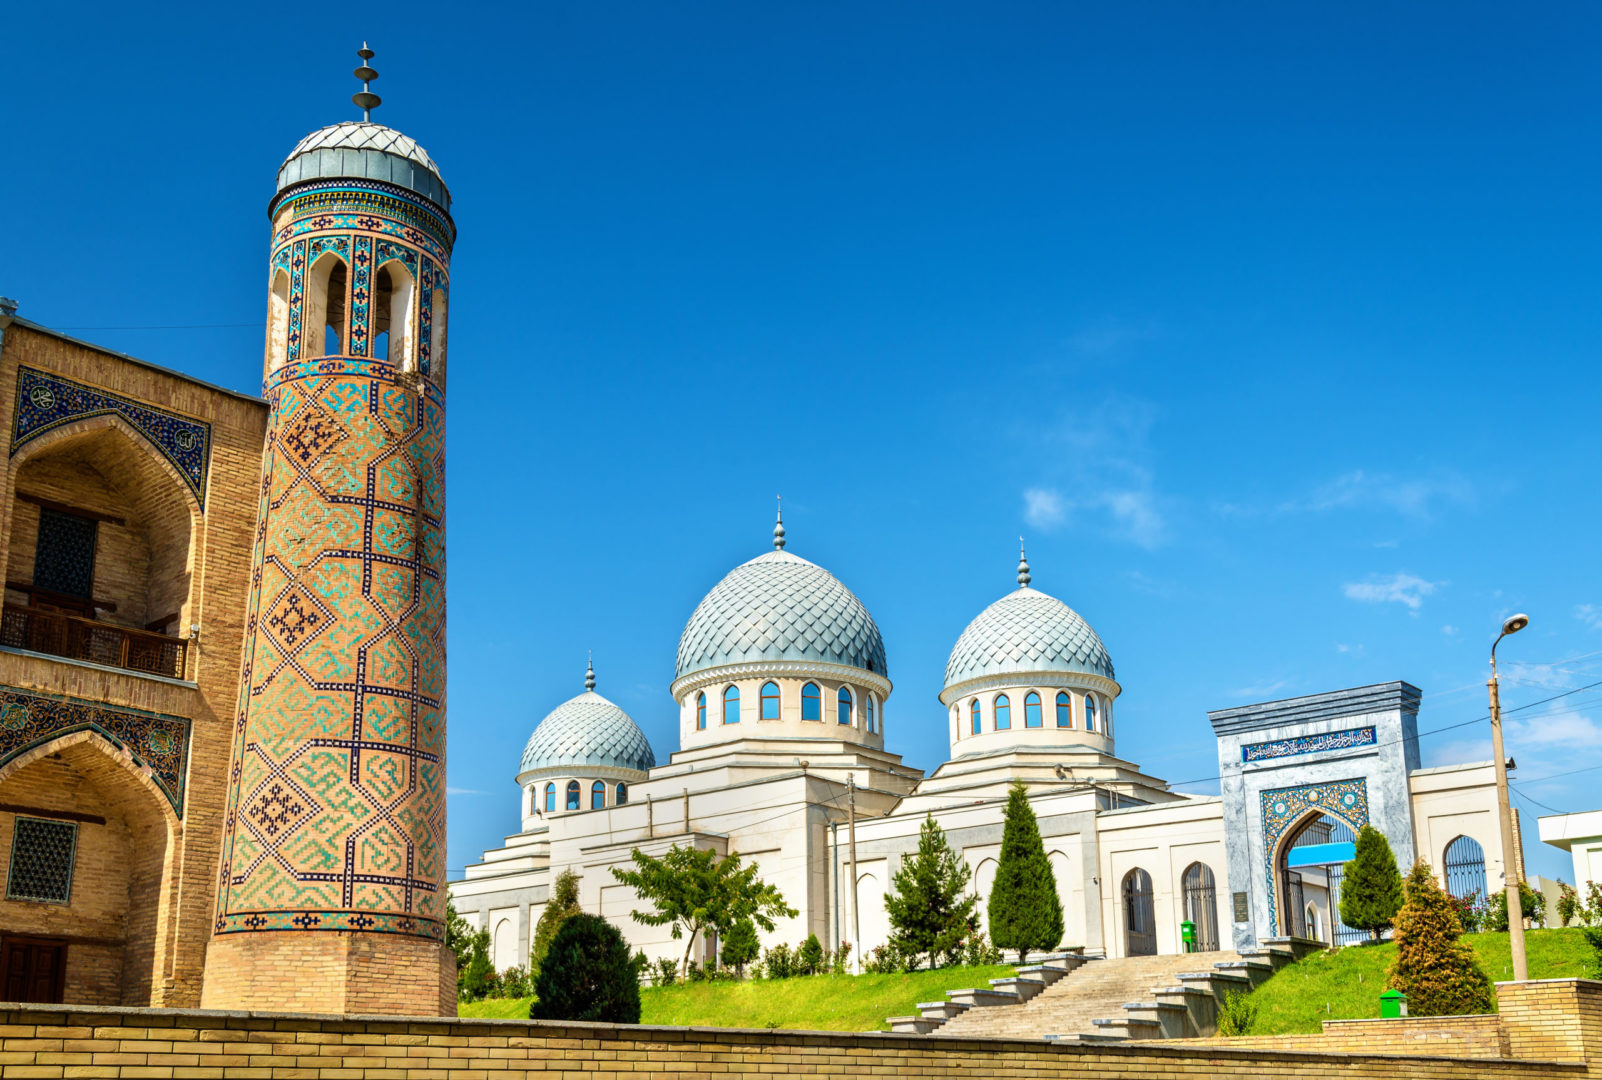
[34, 509, 97, 599]
[6, 817, 78, 904]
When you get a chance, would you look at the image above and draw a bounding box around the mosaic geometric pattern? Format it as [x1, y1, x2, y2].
[520, 690, 656, 775]
[273, 181, 454, 257]
[216, 198, 448, 940]
[1260, 778, 1369, 934]
[11, 367, 212, 507]
[6, 817, 78, 904]
[0, 684, 192, 814]
[676, 550, 887, 680]
[350, 236, 373, 357]
[1242, 725, 1377, 763]
[945, 586, 1114, 686]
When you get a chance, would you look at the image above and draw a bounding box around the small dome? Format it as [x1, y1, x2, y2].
[675, 550, 887, 682]
[275, 121, 450, 210]
[945, 586, 1114, 689]
[519, 682, 656, 776]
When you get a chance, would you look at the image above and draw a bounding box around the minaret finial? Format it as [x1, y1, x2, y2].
[1017, 537, 1031, 587]
[585, 652, 596, 692]
[353, 43, 382, 122]
[773, 495, 786, 550]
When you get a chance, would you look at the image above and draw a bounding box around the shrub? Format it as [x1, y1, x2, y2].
[721, 919, 760, 978]
[1388, 860, 1495, 1017]
[531, 869, 583, 983]
[1216, 989, 1257, 1036]
[797, 934, 825, 975]
[1446, 889, 1481, 934]
[653, 956, 679, 987]
[497, 965, 532, 1000]
[1340, 826, 1404, 942]
[964, 932, 1003, 966]
[763, 942, 794, 980]
[1485, 882, 1547, 931]
[1582, 927, 1602, 979]
[531, 913, 642, 1024]
[686, 960, 707, 983]
[832, 941, 852, 974]
[1584, 882, 1602, 926]
[1557, 882, 1580, 928]
[987, 782, 1064, 965]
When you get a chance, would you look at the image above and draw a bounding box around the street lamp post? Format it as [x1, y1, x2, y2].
[1489, 612, 1530, 982]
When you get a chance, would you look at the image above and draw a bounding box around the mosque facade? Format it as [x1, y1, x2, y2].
[452, 521, 1517, 972]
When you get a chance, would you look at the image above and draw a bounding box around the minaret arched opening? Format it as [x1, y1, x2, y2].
[267, 270, 291, 373]
[303, 252, 349, 358]
[374, 262, 415, 368]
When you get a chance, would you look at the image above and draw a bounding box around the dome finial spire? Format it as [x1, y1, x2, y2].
[585, 652, 596, 692]
[773, 495, 786, 550]
[353, 43, 382, 122]
[1017, 536, 1031, 587]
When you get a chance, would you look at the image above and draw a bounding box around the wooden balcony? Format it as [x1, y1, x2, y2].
[0, 603, 188, 680]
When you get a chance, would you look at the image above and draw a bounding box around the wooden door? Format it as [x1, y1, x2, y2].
[1, 937, 67, 1003]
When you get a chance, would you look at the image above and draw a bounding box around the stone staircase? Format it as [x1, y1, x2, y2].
[886, 937, 1323, 1043]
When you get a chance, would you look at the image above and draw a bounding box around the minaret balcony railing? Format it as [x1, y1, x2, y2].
[0, 603, 188, 680]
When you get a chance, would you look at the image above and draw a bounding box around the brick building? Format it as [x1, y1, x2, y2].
[0, 47, 455, 1015]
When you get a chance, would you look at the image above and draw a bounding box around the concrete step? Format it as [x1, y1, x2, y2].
[917, 1000, 970, 1021]
[887, 1016, 943, 1035]
[1090, 1016, 1162, 1041]
[1016, 963, 1072, 987]
[1212, 958, 1276, 989]
[989, 975, 1047, 1002]
[1120, 999, 1190, 1039]
[946, 986, 1020, 1009]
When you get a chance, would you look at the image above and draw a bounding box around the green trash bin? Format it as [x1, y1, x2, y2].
[1180, 920, 1196, 953]
[1380, 989, 1408, 1019]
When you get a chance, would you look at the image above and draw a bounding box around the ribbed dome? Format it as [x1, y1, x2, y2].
[275, 122, 450, 210]
[945, 587, 1114, 688]
[675, 550, 887, 681]
[519, 686, 656, 776]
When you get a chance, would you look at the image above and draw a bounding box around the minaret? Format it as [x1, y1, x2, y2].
[203, 46, 455, 1016]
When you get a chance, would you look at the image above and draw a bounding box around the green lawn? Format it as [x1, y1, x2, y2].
[457, 963, 1017, 1030]
[1247, 928, 1595, 1035]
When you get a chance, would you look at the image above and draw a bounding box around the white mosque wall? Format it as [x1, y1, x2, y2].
[1095, 797, 1228, 959]
[1409, 761, 1507, 893]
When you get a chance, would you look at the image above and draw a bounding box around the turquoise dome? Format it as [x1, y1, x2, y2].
[519, 668, 656, 776]
[945, 586, 1114, 688]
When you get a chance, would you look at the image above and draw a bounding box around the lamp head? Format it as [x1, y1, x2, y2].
[1502, 613, 1530, 636]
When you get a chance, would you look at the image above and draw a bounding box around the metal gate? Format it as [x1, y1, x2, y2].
[1181, 862, 1219, 951]
[1284, 814, 1368, 945]
[1323, 860, 1370, 946]
[1444, 835, 1487, 904]
[1123, 868, 1156, 956]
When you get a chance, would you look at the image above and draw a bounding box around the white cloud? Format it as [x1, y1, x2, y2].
[1342, 573, 1440, 611]
[1506, 709, 1602, 749]
[1023, 488, 1066, 529]
[446, 787, 490, 796]
[1301, 469, 1476, 518]
[1577, 604, 1602, 631]
[1335, 643, 1365, 656]
[1231, 680, 1289, 700]
[1441, 625, 1459, 636]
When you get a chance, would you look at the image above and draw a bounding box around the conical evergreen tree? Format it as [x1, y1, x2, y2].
[987, 782, 1064, 964]
[1339, 825, 1404, 942]
[530, 868, 583, 980]
[1388, 860, 1495, 1016]
[884, 815, 979, 968]
[720, 918, 759, 978]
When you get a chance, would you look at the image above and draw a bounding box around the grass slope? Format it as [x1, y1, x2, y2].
[457, 963, 1017, 1030]
[1247, 928, 1594, 1035]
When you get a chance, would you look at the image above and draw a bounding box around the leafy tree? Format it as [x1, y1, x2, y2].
[1388, 860, 1495, 1016]
[531, 913, 642, 1023]
[797, 933, 825, 975]
[884, 814, 980, 969]
[611, 844, 797, 979]
[1485, 881, 1548, 930]
[986, 782, 1064, 964]
[531, 869, 583, 980]
[721, 919, 760, 978]
[445, 899, 495, 1001]
[1339, 825, 1404, 942]
[1582, 926, 1602, 979]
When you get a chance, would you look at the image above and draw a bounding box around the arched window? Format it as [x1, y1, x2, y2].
[801, 682, 821, 721]
[761, 681, 781, 721]
[1024, 691, 1042, 728]
[970, 699, 981, 735]
[1056, 691, 1072, 727]
[268, 270, 290, 372]
[866, 695, 876, 734]
[373, 262, 415, 366]
[565, 780, 580, 811]
[723, 685, 740, 724]
[837, 686, 853, 726]
[994, 693, 1011, 730]
[696, 691, 707, 730]
[529, 788, 537, 816]
[591, 781, 606, 810]
[1084, 694, 1097, 732]
[616, 782, 628, 806]
[1181, 862, 1220, 951]
[433, 281, 449, 380]
[305, 253, 348, 358]
[544, 783, 555, 813]
[1444, 835, 1487, 902]
[1122, 868, 1156, 955]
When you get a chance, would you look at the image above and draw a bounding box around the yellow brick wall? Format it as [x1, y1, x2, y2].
[0, 324, 268, 1007]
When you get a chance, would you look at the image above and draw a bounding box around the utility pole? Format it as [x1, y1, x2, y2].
[1488, 613, 1530, 981]
[847, 773, 861, 974]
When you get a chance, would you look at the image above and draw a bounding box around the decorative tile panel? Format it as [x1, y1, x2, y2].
[11, 367, 212, 509]
[1260, 778, 1369, 934]
[0, 685, 192, 814]
[1242, 725, 1377, 763]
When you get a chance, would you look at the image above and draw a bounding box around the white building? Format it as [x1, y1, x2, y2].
[451, 517, 1515, 970]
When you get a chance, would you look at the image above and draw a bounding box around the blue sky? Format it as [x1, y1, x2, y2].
[4, 3, 1599, 887]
